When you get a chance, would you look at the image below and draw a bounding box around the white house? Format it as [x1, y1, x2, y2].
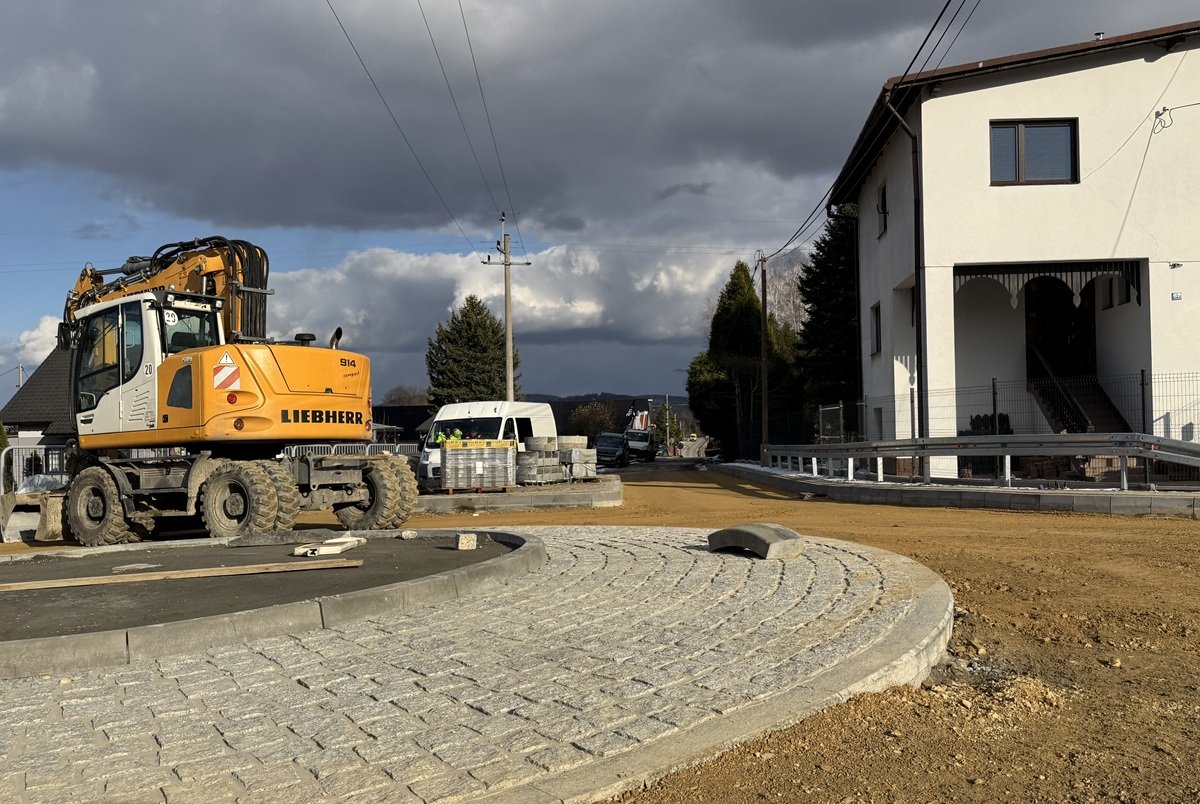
[830, 20, 1200, 475]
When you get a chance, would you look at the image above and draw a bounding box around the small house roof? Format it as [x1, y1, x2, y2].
[0, 349, 75, 436]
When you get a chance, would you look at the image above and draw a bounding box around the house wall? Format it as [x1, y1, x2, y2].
[857, 37, 1200, 458]
[857, 106, 919, 437]
[920, 41, 1199, 378]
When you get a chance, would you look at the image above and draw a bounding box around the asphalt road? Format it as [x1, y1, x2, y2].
[0, 531, 511, 641]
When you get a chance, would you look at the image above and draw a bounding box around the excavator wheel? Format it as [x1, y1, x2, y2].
[335, 460, 401, 531]
[200, 459, 279, 540]
[383, 454, 419, 528]
[256, 460, 301, 532]
[66, 466, 140, 547]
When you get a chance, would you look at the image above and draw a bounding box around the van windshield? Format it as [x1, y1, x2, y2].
[595, 434, 625, 447]
[428, 417, 502, 442]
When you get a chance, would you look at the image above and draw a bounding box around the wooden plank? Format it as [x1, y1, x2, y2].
[0, 558, 363, 593]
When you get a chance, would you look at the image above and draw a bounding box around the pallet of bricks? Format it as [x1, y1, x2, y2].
[557, 435, 597, 481]
[441, 439, 516, 492]
[516, 436, 565, 485]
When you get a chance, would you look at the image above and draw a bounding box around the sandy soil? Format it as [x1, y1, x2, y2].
[405, 466, 1200, 804]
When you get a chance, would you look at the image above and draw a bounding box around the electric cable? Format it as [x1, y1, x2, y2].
[416, 0, 500, 213]
[458, 0, 528, 257]
[325, 0, 482, 261]
[933, 0, 982, 71]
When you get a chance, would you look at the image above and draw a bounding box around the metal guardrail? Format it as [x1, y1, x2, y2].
[762, 432, 1200, 491]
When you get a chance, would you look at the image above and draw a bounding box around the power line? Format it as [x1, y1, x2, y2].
[934, 0, 983, 72]
[324, 0, 481, 261]
[763, 0, 962, 264]
[458, 0, 528, 257]
[415, 0, 500, 213]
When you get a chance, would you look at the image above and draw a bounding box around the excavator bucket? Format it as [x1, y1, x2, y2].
[0, 491, 65, 543]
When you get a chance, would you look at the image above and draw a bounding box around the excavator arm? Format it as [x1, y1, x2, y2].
[60, 236, 271, 345]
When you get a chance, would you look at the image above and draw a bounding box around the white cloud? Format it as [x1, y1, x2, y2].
[17, 316, 60, 366]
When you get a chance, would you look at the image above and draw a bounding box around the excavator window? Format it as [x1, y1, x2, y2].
[163, 306, 220, 354]
[122, 303, 144, 383]
[76, 307, 120, 412]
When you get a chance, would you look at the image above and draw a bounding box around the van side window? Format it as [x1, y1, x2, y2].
[515, 417, 533, 441]
[502, 418, 516, 440]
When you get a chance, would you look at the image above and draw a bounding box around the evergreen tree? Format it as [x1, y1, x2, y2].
[425, 295, 521, 408]
[797, 205, 860, 413]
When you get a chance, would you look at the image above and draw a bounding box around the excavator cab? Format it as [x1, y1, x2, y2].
[71, 290, 223, 441]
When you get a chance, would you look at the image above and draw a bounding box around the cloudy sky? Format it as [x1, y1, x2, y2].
[1, 1, 1196, 409]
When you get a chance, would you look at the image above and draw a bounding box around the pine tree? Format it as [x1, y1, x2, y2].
[425, 295, 521, 408]
[797, 205, 860, 412]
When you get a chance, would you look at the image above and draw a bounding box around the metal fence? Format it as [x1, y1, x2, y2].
[2, 441, 422, 494]
[844, 370, 1200, 443]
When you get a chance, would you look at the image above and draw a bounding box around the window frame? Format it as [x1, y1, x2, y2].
[869, 303, 882, 357]
[875, 183, 888, 237]
[989, 118, 1079, 186]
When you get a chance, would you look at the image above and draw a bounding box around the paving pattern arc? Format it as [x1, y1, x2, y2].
[0, 526, 951, 803]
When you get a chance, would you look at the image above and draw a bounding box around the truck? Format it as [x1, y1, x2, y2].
[418, 401, 557, 490]
[624, 428, 656, 462]
[52, 236, 418, 545]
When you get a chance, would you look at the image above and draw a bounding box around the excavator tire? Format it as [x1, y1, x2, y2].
[200, 459, 279, 540]
[66, 466, 140, 547]
[383, 454, 419, 528]
[336, 460, 401, 531]
[257, 460, 301, 532]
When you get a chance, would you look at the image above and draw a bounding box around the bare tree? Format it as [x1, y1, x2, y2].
[381, 385, 429, 406]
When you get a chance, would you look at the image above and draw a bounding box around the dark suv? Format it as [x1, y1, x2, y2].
[594, 432, 630, 467]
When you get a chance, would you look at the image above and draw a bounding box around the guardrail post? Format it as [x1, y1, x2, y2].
[1002, 454, 1012, 488]
[1119, 455, 1128, 491]
[810, 456, 817, 476]
[846, 457, 854, 482]
[876, 456, 883, 482]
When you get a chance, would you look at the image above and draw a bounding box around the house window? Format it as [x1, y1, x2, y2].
[876, 184, 888, 236]
[990, 119, 1078, 185]
[870, 303, 881, 356]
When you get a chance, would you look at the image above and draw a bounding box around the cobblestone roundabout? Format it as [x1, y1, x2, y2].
[0, 526, 950, 803]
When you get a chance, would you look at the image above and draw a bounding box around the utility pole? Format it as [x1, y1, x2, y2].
[756, 250, 769, 457]
[484, 212, 531, 402]
[16, 364, 24, 388]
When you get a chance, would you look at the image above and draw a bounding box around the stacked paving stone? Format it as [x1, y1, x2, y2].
[516, 436, 564, 485]
[557, 435, 598, 480]
[440, 439, 516, 490]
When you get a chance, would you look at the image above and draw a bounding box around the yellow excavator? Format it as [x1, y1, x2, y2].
[54, 236, 417, 545]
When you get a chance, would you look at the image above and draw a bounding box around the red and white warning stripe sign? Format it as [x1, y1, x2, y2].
[213, 363, 241, 390]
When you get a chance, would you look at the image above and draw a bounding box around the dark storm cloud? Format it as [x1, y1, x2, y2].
[3, 1, 1192, 244]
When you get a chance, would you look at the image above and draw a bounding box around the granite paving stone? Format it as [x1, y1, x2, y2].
[0, 525, 949, 802]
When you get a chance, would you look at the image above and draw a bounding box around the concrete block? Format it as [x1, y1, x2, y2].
[1150, 495, 1195, 517]
[1070, 494, 1111, 514]
[707, 523, 808, 560]
[456, 532, 478, 550]
[0, 629, 129, 679]
[319, 574, 458, 627]
[1109, 495, 1153, 516]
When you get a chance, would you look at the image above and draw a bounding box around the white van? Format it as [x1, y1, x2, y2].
[418, 401, 558, 489]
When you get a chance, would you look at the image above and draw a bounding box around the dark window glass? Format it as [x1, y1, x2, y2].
[990, 120, 1077, 184]
[989, 125, 1017, 183]
[121, 302, 143, 383]
[166, 365, 193, 409]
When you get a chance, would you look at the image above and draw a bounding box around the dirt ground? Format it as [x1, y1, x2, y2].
[404, 467, 1200, 804]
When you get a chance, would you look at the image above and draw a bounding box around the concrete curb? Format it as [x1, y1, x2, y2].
[716, 462, 1200, 518]
[479, 537, 954, 804]
[0, 530, 547, 679]
[416, 475, 623, 513]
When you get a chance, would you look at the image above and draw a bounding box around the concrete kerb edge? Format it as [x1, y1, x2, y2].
[482, 537, 955, 804]
[713, 463, 1200, 517]
[0, 530, 547, 679]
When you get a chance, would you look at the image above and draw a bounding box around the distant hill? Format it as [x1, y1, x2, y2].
[526, 392, 683, 405]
